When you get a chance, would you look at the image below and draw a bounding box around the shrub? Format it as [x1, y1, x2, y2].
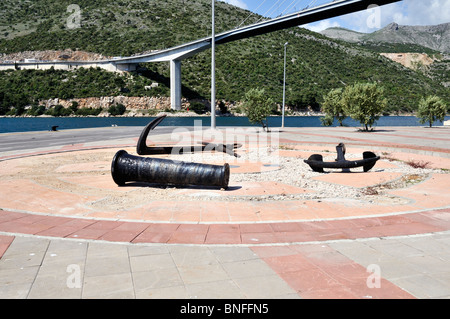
[189, 101, 206, 114]
[69, 101, 79, 113]
[75, 107, 102, 116]
[45, 104, 72, 117]
[6, 105, 25, 116]
[218, 101, 228, 114]
[108, 103, 126, 116]
[27, 104, 46, 116]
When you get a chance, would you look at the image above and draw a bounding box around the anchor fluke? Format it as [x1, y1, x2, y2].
[363, 151, 378, 172]
[306, 154, 324, 173]
[136, 115, 168, 155]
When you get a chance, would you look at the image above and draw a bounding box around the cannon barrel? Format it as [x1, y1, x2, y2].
[111, 150, 230, 189]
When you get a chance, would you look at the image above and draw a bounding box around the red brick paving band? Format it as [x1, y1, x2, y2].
[1, 208, 449, 245]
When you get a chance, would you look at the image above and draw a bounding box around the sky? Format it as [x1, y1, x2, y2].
[219, 0, 450, 33]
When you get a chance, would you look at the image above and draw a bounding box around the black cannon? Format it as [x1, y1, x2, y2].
[136, 115, 242, 157]
[111, 150, 230, 189]
[304, 143, 380, 173]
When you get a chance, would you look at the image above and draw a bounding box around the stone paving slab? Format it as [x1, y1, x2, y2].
[329, 233, 450, 299]
[1, 232, 449, 299]
[0, 236, 299, 299]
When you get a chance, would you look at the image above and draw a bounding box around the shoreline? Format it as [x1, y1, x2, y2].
[2, 113, 449, 135]
[0, 111, 427, 119]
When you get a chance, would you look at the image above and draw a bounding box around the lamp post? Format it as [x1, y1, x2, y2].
[282, 42, 288, 128]
[211, 0, 216, 129]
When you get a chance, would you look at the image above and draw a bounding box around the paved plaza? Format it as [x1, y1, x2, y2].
[1, 124, 450, 299]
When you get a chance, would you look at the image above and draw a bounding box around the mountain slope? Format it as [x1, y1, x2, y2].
[0, 0, 256, 56]
[0, 0, 448, 115]
[321, 22, 450, 53]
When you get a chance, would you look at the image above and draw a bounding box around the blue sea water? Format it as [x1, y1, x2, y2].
[0, 116, 449, 134]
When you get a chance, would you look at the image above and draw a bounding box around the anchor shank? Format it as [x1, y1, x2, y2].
[336, 143, 346, 162]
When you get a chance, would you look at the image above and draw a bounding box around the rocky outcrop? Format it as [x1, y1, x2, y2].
[39, 96, 179, 111]
[0, 50, 108, 62]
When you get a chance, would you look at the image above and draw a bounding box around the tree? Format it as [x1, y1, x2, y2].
[417, 95, 447, 128]
[321, 88, 346, 127]
[242, 88, 275, 132]
[289, 89, 320, 111]
[341, 82, 387, 131]
[0, 92, 7, 115]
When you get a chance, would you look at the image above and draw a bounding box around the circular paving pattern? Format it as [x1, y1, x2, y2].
[1, 137, 450, 245]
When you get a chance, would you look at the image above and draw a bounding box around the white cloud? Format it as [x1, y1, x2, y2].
[386, 0, 450, 26]
[219, 0, 249, 10]
[338, 0, 450, 33]
[303, 20, 341, 33]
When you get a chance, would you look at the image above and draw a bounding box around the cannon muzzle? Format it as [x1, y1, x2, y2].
[111, 150, 230, 189]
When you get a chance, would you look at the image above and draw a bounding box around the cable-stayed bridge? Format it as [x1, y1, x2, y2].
[115, 0, 401, 110]
[1, 0, 402, 110]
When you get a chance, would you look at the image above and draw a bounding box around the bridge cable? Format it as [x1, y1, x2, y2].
[255, 0, 287, 23]
[267, 0, 290, 18]
[304, 0, 320, 11]
[236, 0, 323, 29]
[237, 0, 269, 28]
[281, 0, 305, 16]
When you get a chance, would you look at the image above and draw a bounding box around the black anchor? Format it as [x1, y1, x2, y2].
[136, 115, 242, 158]
[304, 143, 380, 173]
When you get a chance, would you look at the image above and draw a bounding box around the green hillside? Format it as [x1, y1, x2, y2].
[0, 0, 448, 115]
[0, 0, 251, 55]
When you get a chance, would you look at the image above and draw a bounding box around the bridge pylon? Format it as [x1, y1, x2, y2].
[170, 60, 182, 110]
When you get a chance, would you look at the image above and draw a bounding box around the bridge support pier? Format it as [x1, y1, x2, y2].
[170, 59, 182, 111]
